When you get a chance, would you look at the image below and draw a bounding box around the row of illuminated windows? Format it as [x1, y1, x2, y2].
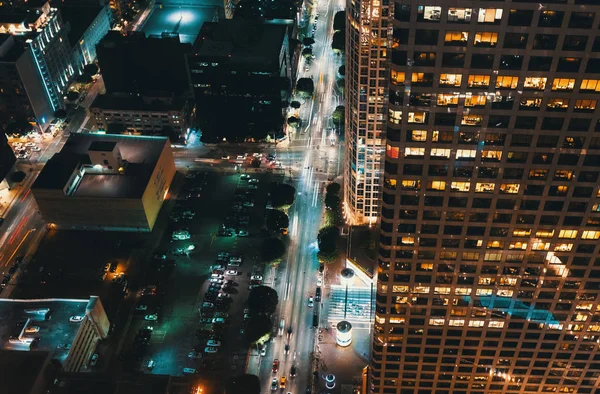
[391, 71, 600, 93]
[396, 238, 583, 252]
[401, 6, 596, 29]
[387, 145, 502, 161]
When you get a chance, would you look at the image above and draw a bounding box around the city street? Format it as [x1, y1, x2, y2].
[248, 0, 345, 392]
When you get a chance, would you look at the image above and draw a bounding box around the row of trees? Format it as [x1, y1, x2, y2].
[332, 11, 346, 53]
[318, 182, 343, 263]
[243, 285, 279, 344]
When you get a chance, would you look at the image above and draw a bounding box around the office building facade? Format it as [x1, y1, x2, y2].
[343, 0, 390, 225]
[374, 2, 600, 394]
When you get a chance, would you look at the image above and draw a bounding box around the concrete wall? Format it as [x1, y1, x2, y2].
[16, 50, 55, 131]
[141, 141, 176, 231]
[33, 188, 150, 231]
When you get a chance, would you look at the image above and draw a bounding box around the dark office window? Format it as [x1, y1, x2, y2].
[568, 118, 591, 132]
[415, 29, 439, 45]
[499, 55, 523, 70]
[584, 155, 600, 166]
[413, 52, 436, 67]
[568, 12, 595, 29]
[563, 35, 588, 51]
[435, 113, 456, 126]
[533, 34, 557, 50]
[504, 168, 524, 179]
[454, 166, 473, 177]
[557, 57, 581, 73]
[532, 153, 553, 164]
[403, 164, 422, 175]
[541, 118, 564, 130]
[497, 199, 516, 210]
[385, 161, 399, 174]
[504, 33, 528, 49]
[538, 10, 564, 27]
[528, 56, 552, 71]
[392, 50, 408, 66]
[593, 37, 600, 52]
[488, 115, 510, 128]
[508, 9, 533, 26]
[514, 117, 537, 129]
[586, 58, 600, 73]
[393, 28, 410, 45]
[442, 53, 465, 67]
[395, 4, 411, 22]
[558, 154, 579, 165]
[470, 54, 494, 69]
[537, 135, 558, 148]
[511, 134, 532, 147]
[389, 90, 403, 107]
[478, 167, 498, 178]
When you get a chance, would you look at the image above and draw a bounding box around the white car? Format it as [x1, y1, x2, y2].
[16, 153, 29, 159]
[136, 304, 148, 311]
[238, 230, 249, 237]
[188, 351, 201, 359]
[90, 353, 99, 367]
[225, 270, 238, 276]
[308, 297, 314, 307]
[209, 278, 223, 284]
[25, 142, 36, 147]
[70, 315, 84, 323]
[205, 346, 218, 354]
[12, 142, 23, 148]
[144, 314, 158, 321]
[207, 340, 221, 347]
[229, 256, 242, 264]
[317, 276, 323, 287]
[250, 275, 263, 281]
[212, 317, 225, 324]
[172, 230, 191, 240]
[260, 346, 267, 356]
[236, 155, 245, 160]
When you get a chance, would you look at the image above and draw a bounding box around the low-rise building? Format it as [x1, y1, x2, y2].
[0, 296, 109, 376]
[89, 93, 193, 141]
[32, 133, 175, 232]
[0, 131, 16, 190]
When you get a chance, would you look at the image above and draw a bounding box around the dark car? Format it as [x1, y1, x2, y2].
[0, 218, 4, 226]
[109, 261, 118, 272]
[315, 287, 322, 302]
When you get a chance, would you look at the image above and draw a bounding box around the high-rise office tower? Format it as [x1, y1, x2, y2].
[343, 0, 390, 225]
[374, 2, 600, 394]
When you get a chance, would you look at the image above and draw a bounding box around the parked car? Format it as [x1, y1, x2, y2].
[204, 346, 218, 354]
[90, 353, 99, 367]
[206, 340, 221, 347]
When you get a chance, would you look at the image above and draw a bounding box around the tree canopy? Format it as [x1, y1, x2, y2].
[83, 64, 99, 76]
[326, 182, 341, 195]
[302, 37, 315, 46]
[332, 31, 345, 53]
[4, 117, 32, 136]
[296, 78, 315, 99]
[338, 65, 345, 76]
[244, 315, 273, 345]
[270, 182, 296, 208]
[332, 105, 345, 125]
[66, 91, 79, 101]
[226, 374, 261, 394]
[261, 237, 286, 263]
[266, 209, 289, 233]
[318, 225, 340, 255]
[302, 47, 313, 59]
[287, 116, 300, 128]
[75, 73, 93, 84]
[290, 101, 301, 110]
[333, 11, 346, 31]
[248, 285, 279, 315]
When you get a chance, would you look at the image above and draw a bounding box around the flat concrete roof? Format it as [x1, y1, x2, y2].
[0, 299, 89, 356]
[91, 94, 183, 112]
[32, 134, 169, 199]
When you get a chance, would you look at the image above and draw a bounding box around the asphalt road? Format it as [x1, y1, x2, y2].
[251, 0, 345, 392]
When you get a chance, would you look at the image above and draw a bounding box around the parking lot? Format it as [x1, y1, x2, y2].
[122, 167, 283, 377]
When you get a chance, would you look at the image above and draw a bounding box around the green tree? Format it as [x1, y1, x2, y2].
[296, 77, 314, 99]
[332, 31, 345, 53]
[290, 101, 301, 110]
[261, 238, 286, 264]
[332, 105, 345, 127]
[302, 47, 313, 59]
[75, 73, 93, 84]
[318, 225, 340, 255]
[333, 11, 346, 31]
[325, 193, 340, 211]
[266, 209, 289, 233]
[226, 375, 261, 394]
[326, 182, 341, 196]
[66, 91, 79, 101]
[269, 182, 296, 208]
[338, 65, 345, 76]
[244, 316, 272, 345]
[4, 117, 32, 136]
[248, 285, 279, 315]
[83, 64, 99, 76]
[302, 37, 315, 46]
[287, 116, 301, 128]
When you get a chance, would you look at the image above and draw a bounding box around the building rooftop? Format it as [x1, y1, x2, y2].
[97, 31, 192, 97]
[90, 94, 184, 112]
[32, 134, 169, 199]
[194, 20, 287, 70]
[58, 4, 105, 48]
[0, 298, 89, 355]
[0, 350, 50, 394]
[89, 140, 117, 152]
